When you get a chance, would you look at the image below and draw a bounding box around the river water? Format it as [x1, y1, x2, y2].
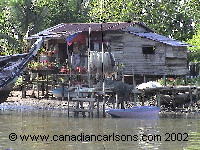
[0, 110, 200, 150]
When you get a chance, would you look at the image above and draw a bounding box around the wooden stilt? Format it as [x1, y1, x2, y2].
[116, 94, 119, 108]
[112, 101, 115, 109]
[132, 68, 137, 106]
[97, 98, 99, 118]
[80, 102, 86, 117]
[163, 75, 166, 86]
[184, 75, 188, 85]
[142, 91, 145, 106]
[67, 92, 70, 117]
[172, 90, 176, 109]
[189, 87, 193, 104]
[21, 82, 26, 98]
[88, 101, 91, 118]
[197, 87, 200, 102]
[134, 93, 137, 106]
[103, 96, 106, 117]
[122, 74, 124, 83]
[91, 101, 94, 117]
[46, 73, 49, 99]
[156, 91, 161, 107]
[90, 92, 94, 118]
[74, 101, 79, 117]
[41, 75, 45, 96]
[143, 75, 146, 83]
[37, 73, 40, 99]
[61, 83, 64, 101]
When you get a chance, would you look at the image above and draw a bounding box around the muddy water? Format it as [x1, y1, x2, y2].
[0, 110, 200, 150]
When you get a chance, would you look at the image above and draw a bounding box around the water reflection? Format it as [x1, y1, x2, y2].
[185, 132, 200, 150]
[0, 110, 199, 150]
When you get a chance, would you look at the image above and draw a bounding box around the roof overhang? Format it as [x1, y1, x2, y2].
[26, 22, 153, 40]
[130, 32, 189, 47]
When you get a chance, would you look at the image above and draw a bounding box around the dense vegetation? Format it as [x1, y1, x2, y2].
[0, 0, 199, 62]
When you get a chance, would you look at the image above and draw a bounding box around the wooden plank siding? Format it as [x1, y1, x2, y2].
[107, 31, 188, 76]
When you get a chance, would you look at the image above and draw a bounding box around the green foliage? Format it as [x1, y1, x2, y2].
[88, 0, 131, 22]
[0, 0, 89, 55]
[37, 0, 88, 27]
[187, 26, 200, 62]
[0, 0, 199, 57]
[186, 77, 200, 86]
[158, 77, 200, 86]
[88, 0, 198, 41]
[15, 76, 23, 86]
[8, 0, 48, 39]
[0, 0, 48, 54]
[0, 0, 21, 54]
[158, 77, 185, 86]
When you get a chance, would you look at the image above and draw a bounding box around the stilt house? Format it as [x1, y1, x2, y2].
[28, 22, 189, 83]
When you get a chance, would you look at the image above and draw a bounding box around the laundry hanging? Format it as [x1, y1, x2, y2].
[89, 51, 115, 74]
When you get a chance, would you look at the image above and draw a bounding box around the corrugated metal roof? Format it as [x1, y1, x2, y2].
[46, 22, 151, 33]
[131, 32, 188, 47]
[28, 22, 188, 47]
[27, 22, 153, 39]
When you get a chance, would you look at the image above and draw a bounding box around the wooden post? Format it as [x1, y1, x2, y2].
[46, 72, 49, 99]
[184, 75, 188, 85]
[88, 101, 91, 118]
[115, 62, 119, 80]
[88, 27, 91, 87]
[156, 91, 161, 107]
[74, 101, 79, 117]
[112, 102, 115, 109]
[172, 90, 176, 110]
[197, 88, 200, 102]
[143, 75, 146, 83]
[101, 23, 105, 117]
[189, 87, 193, 105]
[90, 92, 94, 118]
[22, 84, 26, 98]
[41, 74, 45, 96]
[133, 76, 136, 88]
[67, 42, 71, 117]
[80, 102, 86, 117]
[142, 91, 145, 106]
[163, 75, 166, 86]
[97, 98, 100, 118]
[61, 83, 64, 101]
[90, 101, 94, 118]
[132, 67, 137, 106]
[116, 94, 119, 108]
[37, 73, 40, 99]
[21, 75, 26, 98]
[122, 74, 124, 83]
[134, 93, 137, 106]
[103, 95, 106, 117]
[67, 92, 70, 117]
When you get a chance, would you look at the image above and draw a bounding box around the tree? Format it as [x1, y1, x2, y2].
[9, 0, 48, 41]
[0, 0, 48, 54]
[87, 0, 199, 41]
[37, 0, 89, 27]
[187, 25, 200, 62]
[0, 0, 20, 55]
[0, 0, 88, 55]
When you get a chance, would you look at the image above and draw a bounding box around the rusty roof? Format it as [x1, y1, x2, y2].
[27, 22, 153, 39]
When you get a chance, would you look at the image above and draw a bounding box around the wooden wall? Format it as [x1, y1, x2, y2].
[106, 31, 188, 76]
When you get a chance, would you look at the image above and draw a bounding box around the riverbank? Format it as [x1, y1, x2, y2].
[0, 90, 73, 110]
[1, 90, 200, 118]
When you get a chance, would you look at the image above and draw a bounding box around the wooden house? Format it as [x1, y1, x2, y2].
[27, 22, 189, 83]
